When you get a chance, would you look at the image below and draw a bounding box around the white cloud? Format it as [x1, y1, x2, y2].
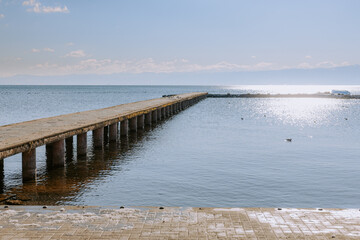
[66, 42, 74, 46]
[0, 14, 4, 19]
[1, 57, 355, 78]
[22, 0, 69, 14]
[65, 50, 87, 58]
[297, 61, 351, 69]
[305, 55, 312, 59]
[23, 58, 279, 76]
[251, 56, 256, 59]
[31, 48, 55, 53]
[43, 48, 54, 52]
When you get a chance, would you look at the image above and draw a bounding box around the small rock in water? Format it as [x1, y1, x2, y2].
[285, 139, 292, 142]
[241, 118, 244, 120]
[43, 206, 47, 209]
[60, 208, 65, 212]
[159, 207, 164, 210]
[4, 205, 8, 208]
[120, 206, 124, 209]
[277, 208, 282, 210]
[318, 208, 323, 211]
[345, 118, 348, 120]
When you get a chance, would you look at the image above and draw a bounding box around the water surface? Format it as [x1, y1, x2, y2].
[0, 85, 359, 208]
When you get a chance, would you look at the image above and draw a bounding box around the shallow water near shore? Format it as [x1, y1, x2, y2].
[1, 85, 360, 208]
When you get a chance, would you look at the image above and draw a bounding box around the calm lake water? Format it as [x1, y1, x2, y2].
[0, 85, 360, 208]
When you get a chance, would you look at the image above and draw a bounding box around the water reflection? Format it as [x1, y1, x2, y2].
[254, 98, 347, 126]
[2, 123, 159, 205]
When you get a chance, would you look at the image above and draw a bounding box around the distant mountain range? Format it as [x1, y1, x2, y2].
[1, 65, 360, 85]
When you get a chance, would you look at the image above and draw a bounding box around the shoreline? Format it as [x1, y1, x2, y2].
[1, 206, 359, 239]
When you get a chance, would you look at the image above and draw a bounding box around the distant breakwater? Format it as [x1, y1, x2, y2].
[203, 93, 360, 99]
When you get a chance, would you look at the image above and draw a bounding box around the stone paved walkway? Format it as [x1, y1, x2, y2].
[0, 206, 360, 239]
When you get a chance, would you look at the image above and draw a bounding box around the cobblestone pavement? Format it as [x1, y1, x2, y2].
[0, 206, 359, 239]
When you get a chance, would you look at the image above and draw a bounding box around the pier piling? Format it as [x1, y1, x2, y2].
[22, 148, 36, 182]
[137, 114, 145, 129]
[152, 111, 157, 124]
[145, 112, 152, 126]
[77, 133, 87, 156]
[50, 140, 65, 168]
[129, 117, 137, 132]
[93, 127, 104, 149]
[109, 123, 117, 142]
[120, 120, 128, 136]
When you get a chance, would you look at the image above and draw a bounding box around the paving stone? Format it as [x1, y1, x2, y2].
[0, 206, 359, 239]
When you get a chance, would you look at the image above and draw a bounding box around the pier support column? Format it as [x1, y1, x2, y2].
[50, 140, 65, 168]
[22, 148, 36, 182]
[0, 159, 4, 193]
[65, 136, 73, 160]
[129, 117, 137, 132]
[77, 133, 87, 156]
[169, 105, 173, 115]
[161, 108, 165, 119]
[65, 137, 73, 148]
[120, 120, 128, 136]
[137, 114, 144, 129]
[157, 109, 162, 121]
[109, 123, 117, 142]
[166, 107, 169, 117]
[93, 127, 104, 149]
[145, 112, 152, 126]
[104, 126, 109, 142]
[152, 110, 157, 124]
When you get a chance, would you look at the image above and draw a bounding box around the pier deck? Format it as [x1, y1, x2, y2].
[0, 206, 359, 239]
[0, 92, 206, 160]
[0, 92, 207, 181]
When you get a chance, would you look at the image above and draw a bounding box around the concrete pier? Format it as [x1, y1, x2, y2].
[22, 149, 36, 181]
[120, 120, 128, 136]
[93, 127, 104, 149]
[77, 133, 87, 156]
[0, 92, 207, 182]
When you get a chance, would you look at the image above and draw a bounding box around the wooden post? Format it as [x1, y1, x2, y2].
[77, 133, 87, 156]
[22, 148, 36, 182]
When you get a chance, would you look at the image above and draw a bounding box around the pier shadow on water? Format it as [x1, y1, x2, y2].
[0, 124, 158, 205]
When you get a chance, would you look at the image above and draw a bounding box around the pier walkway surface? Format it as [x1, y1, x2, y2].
[0, 206, 359, 239]
[0, 92, 207, 160]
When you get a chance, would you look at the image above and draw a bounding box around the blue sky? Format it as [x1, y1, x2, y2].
[0, 0, 360, 82]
